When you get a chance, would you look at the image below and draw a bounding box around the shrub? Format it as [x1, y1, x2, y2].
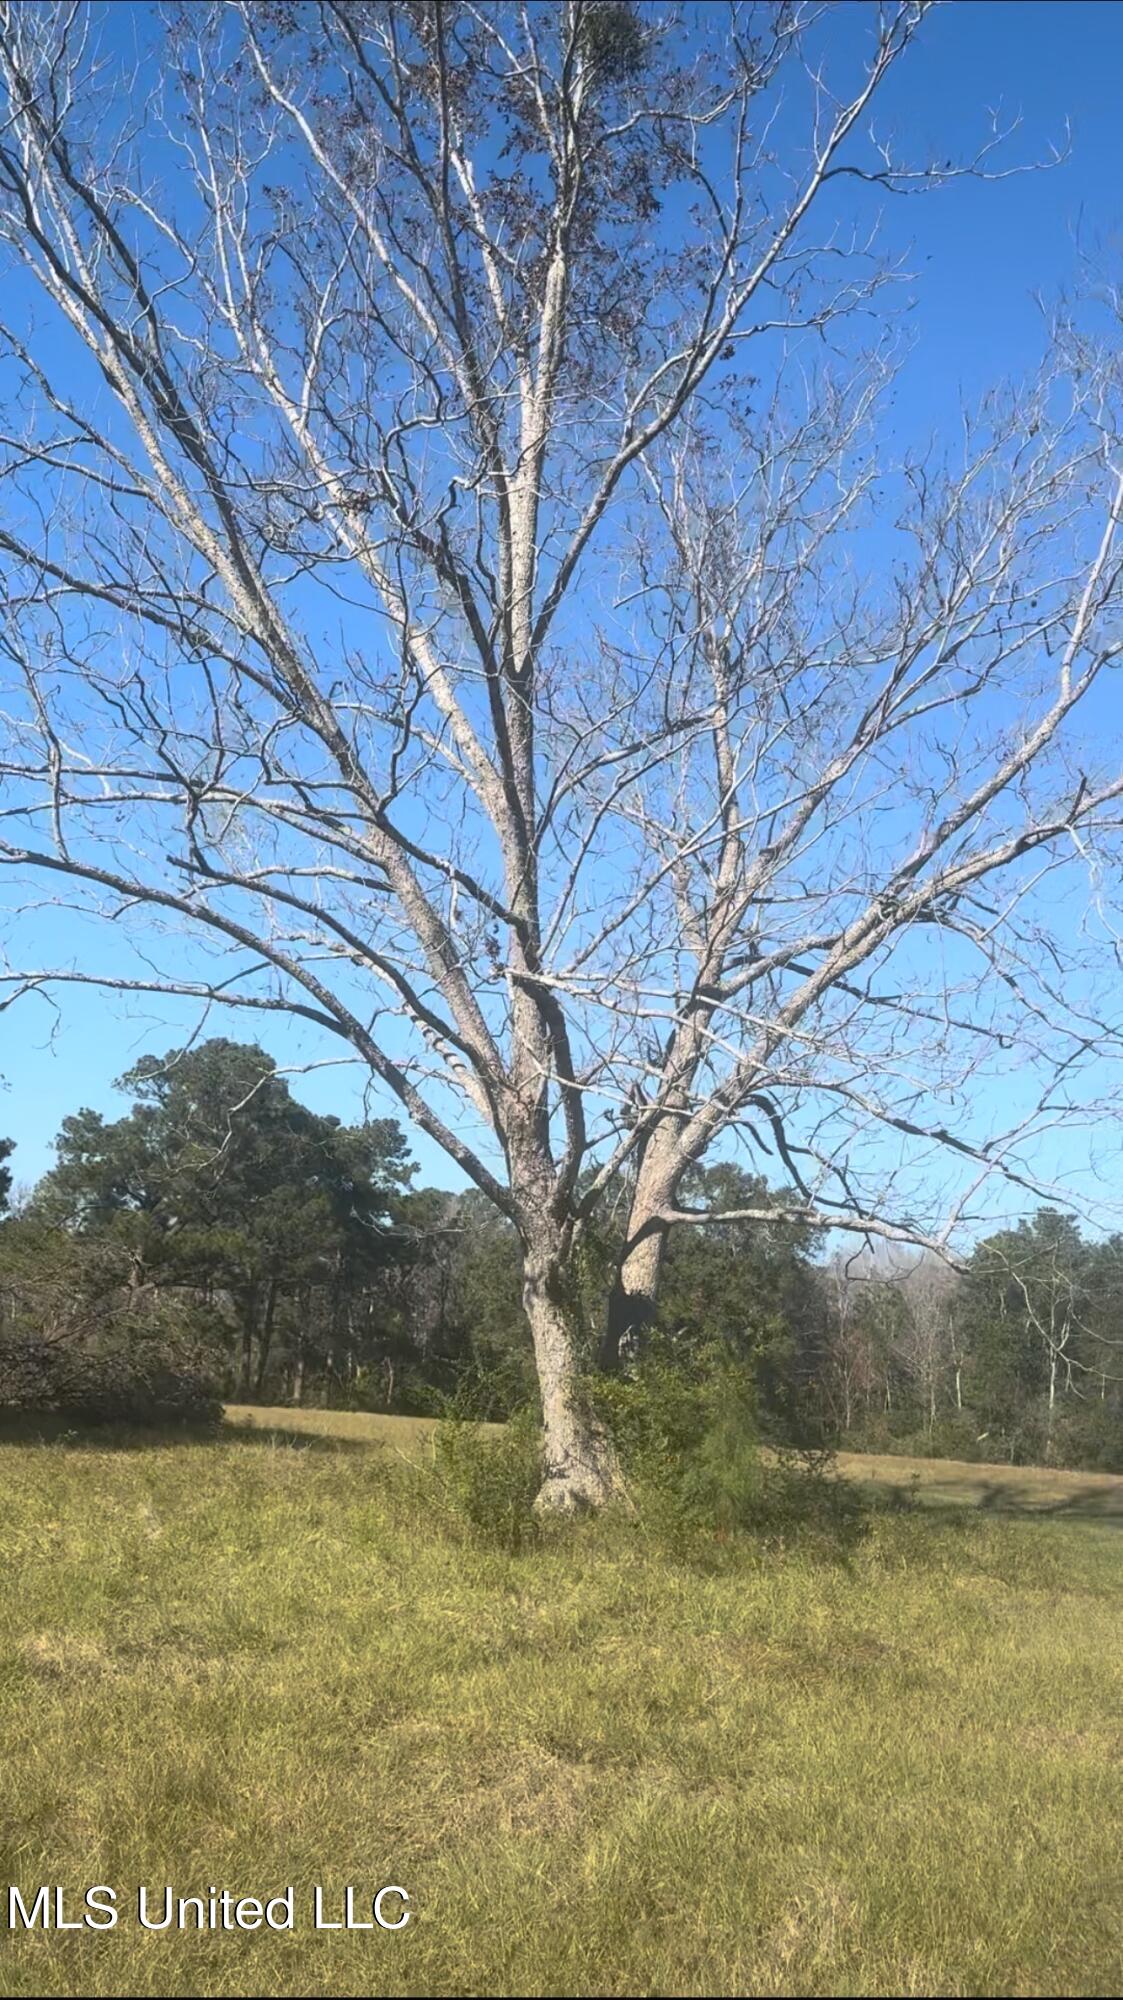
[0, 1311, 222, 1431]
[430, 1403, 543, 1552]
[593, 1343, 868, 1555]
[0, 1226, 222, 1431]
[893, 1416, 988, 1463]
[1047, 1403, 1123, 1474]
[58, 1301, 222, 1429]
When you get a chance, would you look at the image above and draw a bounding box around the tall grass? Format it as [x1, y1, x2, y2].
[0, 1419, 1120, 1996]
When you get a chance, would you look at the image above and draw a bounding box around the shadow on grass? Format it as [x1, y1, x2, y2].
[871, 1472, 1123, 1527]
[0, 1409, 381, 1455]
[0, 1410, 222, 1452]
[969, 1478, 1123, 1524]
[221, 1418, 380, 1455]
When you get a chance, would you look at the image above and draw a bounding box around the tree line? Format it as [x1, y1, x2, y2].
[2, 1039, 1121, 1472]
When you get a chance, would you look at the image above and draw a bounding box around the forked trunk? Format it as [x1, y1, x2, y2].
[601, 1224, 667, 1372]
[602, 1141, 680, 1372]
[523, 1248, 621, 1512]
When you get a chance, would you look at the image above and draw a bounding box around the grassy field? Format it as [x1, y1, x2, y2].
[829, 1445, 1123, 1519]
[225, 1401, 1123, 1520]
[1, 1413, 1121, 1997]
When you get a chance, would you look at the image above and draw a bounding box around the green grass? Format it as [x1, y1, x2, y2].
[1, 1415, 1121, 1996]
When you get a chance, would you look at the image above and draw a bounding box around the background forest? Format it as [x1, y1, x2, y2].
[3, 1037, 1121, 1473]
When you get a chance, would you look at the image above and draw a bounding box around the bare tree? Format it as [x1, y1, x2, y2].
[896, 1254, 961, 1432]
[1, 1, 1121, 1506]
[820, 1258, 869, 1437]
[974, 1213, 1123, 1446]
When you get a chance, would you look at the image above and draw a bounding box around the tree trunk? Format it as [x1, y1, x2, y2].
[601, 1224, 667, 1372]
[238, 1287, 257, 1401]
[254, 1278, 279, 1400]
[601, 1132, 683, 1371]
[522, 1245, 621, 1513]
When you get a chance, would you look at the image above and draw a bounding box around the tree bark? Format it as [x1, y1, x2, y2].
[253, 1278, 278, 1400]
[602, 1136, 683, 1372]
[522, 1244, 621, 1513]
[601, 1224, 668, 1372]
[238, 1287, 257, 1401]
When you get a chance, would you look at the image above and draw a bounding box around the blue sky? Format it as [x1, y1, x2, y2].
[2, 0, 1123, 1207]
